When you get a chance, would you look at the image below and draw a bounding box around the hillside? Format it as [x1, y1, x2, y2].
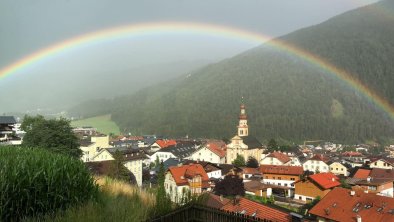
[70, 0, 394, 143]
[71, 114, 120, 135]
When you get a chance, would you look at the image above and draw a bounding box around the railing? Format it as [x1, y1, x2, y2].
[147, 204, 271, 222]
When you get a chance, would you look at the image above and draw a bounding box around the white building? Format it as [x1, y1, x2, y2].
[302, 154, 330, 173]
[190, 142, 226, 164]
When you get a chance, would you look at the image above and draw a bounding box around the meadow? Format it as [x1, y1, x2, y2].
[71, 114, 121, 135]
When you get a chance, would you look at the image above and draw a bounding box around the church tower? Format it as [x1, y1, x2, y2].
[237, 104, 248, 137]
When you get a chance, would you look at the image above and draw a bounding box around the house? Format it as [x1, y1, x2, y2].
[183, 160, 223, 179]
[260, 165, 304, 188]
[226, 104, 264, 164]
[216, 163, 243, 179]
[302, 154, 330, 173]
[165, 163, 210, 202]
[150, 141, 200, 163]
[241, 167, 261, 180]
[190, 142, 226, 164]
[370, 158, 394, 169]
[352, 168, 371, 179]
[244, 180, 273, 197]
[0, 116, 22, 145]
[261, 151, 291, 165]
[328, 161, 349, 176]
[352, 177, 394, 197]
[294, 172, 340, 203]
[79, 134, 111, 162]
[150, 139, 177, 152]
[90, 147, 147, 186]
[309, 187, 394, 222]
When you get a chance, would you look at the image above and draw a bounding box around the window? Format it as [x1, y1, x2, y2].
[278, 177, 282, 180]
[299, 196, 302, 200]
[284, 183, 288, 187]
[336, 168, 338, 170]
[290, 178, 295, 181]
[273, 177, 276, 179]
[278, 183, 281, 186]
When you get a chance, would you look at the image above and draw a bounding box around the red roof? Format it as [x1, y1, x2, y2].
[206, 142, 226, 158]
[309, 173, 340, 189]
[241, 167, 260, 175]
[342, 151, 363, 157]
[309, 187, 394, 222]
[266, 151, 291, 164]
[259, 165, 304, 176]
[168, 164, 209, 187]
[353, 169, 371, 179]
[310, 154, 329, 162]
[221, 197, 291, 222]
[156, 139, 177, 149]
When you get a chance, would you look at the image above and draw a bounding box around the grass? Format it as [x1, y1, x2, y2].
[24, 176, 155, 222]
[71, 114, 120, 135]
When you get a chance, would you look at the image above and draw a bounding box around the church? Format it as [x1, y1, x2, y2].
[226, 104, 264, 164]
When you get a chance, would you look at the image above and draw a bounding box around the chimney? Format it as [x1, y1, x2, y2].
[350, 190, 355, 196]
[332, 177, 335, 182]
[364, 190, 368, 193]
[356, 215, 362, 222]
[367, 177, 371, 182]
[220, 195, 223, 202]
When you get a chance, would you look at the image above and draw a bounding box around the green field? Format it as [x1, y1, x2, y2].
[71, 115, 120, 135]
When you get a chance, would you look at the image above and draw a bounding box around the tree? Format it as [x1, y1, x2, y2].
[267, 139, 278, 152]
[232, 154, 245, 167]
[154, 161, 172, 216]
[21, 115, 81, 158]
[246, 156, 259, 168]
[110, 150, 131, 182]
[214, 174, 245, 197]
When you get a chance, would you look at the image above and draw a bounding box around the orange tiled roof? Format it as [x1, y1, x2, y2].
[168, 164, 209, 186]
[221, 197, 291, 222]
[206, 142, 226, 158]
[309, 173, 340, 189]
[241, 167, 260, 175]
[342, 151, 363, 157]
[310, 154, 329, 162]
[309, 187, 394, 222]
[259, 165, 304, 176]
[156, 139, 177, 149]
[266, 151, 291, 164]
[353, 169, 371, 179]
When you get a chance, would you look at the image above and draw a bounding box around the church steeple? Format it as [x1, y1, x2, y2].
[237, 103, 248, 137]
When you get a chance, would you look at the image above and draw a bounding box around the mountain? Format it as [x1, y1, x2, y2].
[70, 0, 394, 144]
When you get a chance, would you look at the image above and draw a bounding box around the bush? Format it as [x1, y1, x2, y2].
[0, 146, 99, 221]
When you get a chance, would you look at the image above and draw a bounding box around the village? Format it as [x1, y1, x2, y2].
[2, 104, 394, 222]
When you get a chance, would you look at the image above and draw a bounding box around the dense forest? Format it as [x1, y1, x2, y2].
[69, 0, 394, 144]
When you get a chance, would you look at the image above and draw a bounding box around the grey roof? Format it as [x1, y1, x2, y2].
[106, 147, 148, 161]
[240, 135, 263, 149]
[158, 141, 200, 159]
[153, 158, 180, 172]
[0, 116, 16, 124]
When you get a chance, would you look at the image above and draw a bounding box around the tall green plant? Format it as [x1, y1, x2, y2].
[0, 147, 98, 221]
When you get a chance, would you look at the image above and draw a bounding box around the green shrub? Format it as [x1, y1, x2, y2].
[0, 146, 99, 221]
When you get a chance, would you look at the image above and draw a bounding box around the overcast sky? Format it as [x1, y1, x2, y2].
[0, 0, 379, 72]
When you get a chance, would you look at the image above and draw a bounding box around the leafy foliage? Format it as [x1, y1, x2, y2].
[0, 147, 98, 221]
[110, 150, 131, 182]
[213, 174, 245, 197]
[22, 115, 81, 158]
[232, 154, 246, 167]
[267, 139, 278, 152]
[152, 161, 172, 217]
[246, 156, 259, 168]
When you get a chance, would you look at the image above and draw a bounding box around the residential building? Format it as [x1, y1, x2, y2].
[0, 116, 21, 145]
[353, 177, 394, 197]
[241, 167, 261, 180]
[370, 158, 394, 169]
[294, 172, 340, 203]
[328, 161, 349, 176]
[260, 165, 304, 188]
[183, 160, 223, 179]
[261, 151, 291, 165]
[165, 163, 210, 202]
[309, 187, 394, 222]
[302, 154, 330, 173]
[226, 104, 264, 164]
[150, 139, 177, 152]
[190, 142, 226, 164]
[150, 141, 200, 163]
[90, 147, 147, 186]
[80, 134, 111, 162]
[244, 180, 273, 197]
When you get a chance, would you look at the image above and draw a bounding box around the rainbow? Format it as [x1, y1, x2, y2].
[0, 21, 393, 120]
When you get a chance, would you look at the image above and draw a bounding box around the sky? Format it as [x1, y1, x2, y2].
[0, 0, 380, 112]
